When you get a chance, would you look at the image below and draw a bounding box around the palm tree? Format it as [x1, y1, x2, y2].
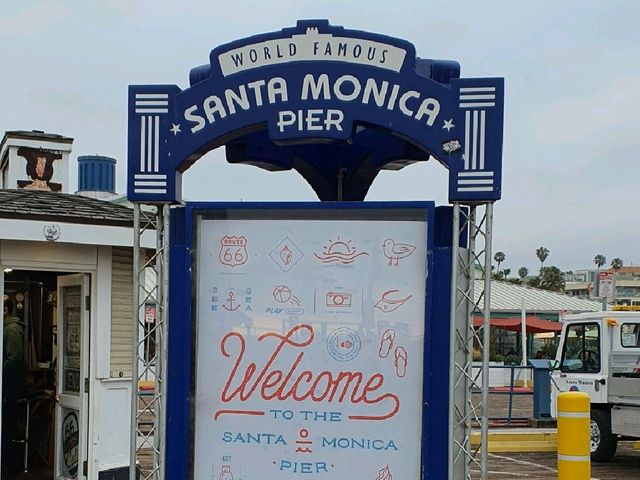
[594, 254, 606, 269]
[518, 266, 529, 280]
[503, 268, 511, 280]
[538, 266, 565, 292]
[494, 251, 506, 272]
[536, 247, 550, 270]
[611, 258, 624, 271]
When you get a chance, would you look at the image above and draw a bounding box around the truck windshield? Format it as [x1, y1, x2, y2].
[561, 322, 600, 373]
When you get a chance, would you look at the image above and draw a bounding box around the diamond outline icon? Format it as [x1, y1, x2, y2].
[269, 237, 304, 272]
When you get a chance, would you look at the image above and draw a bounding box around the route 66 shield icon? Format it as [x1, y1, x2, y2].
[219, 236, 248, 267]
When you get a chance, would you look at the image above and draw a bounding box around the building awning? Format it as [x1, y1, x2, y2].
[472, 315, 563, 334]
[474, 279, 603, 313]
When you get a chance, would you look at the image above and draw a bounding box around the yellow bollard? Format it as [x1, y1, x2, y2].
[557, 391, 591, 479]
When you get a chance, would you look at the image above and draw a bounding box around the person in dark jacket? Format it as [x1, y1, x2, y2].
[3, 297, 25, 398]
[2, 296, 26, 477]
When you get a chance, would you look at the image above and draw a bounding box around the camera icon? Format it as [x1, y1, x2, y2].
[326, 291, 352, 307]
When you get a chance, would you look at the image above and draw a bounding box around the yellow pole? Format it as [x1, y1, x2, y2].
[557, 391, 591, 479]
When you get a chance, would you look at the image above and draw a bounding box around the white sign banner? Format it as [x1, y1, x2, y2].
[599, 271, 614, 298]
[218, 28, 407, 77]
[194, 213, 427, 480]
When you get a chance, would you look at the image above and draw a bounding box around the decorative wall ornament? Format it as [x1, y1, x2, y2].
[17, 147, 63, 191]
[43, 223, 61, 241]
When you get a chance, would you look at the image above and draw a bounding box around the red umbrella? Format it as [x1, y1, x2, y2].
[472, 315, 562, 334]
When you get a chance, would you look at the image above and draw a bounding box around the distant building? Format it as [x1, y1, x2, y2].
[564, 267, 640, 307]
[475, 279, 603, 317]
[609, 266, 640, 307]
[564, 270, 596, 298]
[473, 279, 603, 364]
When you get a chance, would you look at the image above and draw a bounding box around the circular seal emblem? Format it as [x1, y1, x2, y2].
[43, 223, 61, 241]
[62, 411, 79, 477]
[326, 327, 361, 362]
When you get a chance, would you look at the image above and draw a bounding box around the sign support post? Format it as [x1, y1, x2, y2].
[448, 203, 467, 477]
[131, 204, 170, 480]
[448, 204, 493, 479]
[599, 271, 613, 310]
[480, 203, 494, 477]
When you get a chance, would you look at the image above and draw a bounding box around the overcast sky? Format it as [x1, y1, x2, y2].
[1, 0, 638, 273]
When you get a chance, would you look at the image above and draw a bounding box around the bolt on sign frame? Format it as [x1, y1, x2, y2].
[127, 20, 503, 480]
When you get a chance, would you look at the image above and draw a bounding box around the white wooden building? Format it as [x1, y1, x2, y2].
[0, 131, 151, 480]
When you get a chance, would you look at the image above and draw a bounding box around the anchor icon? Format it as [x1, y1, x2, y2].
[222, 291, 240, 311]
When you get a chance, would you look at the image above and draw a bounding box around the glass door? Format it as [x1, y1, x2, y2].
[54, 274, 90, 479]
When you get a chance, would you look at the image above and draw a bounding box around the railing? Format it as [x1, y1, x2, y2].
[471, 364, 535, 426]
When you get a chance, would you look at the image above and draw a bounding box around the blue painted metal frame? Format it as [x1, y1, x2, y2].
[167, 201, 456, 479]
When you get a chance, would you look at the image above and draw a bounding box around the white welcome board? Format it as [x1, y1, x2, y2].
[194, 209, 428, 480]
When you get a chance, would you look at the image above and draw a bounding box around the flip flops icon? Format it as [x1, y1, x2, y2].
[378, 329, 396, 358]
[379, 329, 408, 377]
[394, 347, 408, 378]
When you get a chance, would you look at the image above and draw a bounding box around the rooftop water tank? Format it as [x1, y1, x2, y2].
[76, 155, 116, 199]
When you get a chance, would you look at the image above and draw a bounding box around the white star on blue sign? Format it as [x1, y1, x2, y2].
[170, 124, 181, 135]
[443, 119, 455, 131]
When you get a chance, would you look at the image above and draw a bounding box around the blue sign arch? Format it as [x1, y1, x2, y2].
[133, 20, 506, 480]
[127, 19, 504, 203]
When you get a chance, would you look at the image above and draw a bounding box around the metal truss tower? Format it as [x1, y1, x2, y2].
[130, 204, 170, 480]
[449, 202, 494, 480]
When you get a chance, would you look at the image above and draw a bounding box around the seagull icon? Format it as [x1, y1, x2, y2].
[382, 239, 416, 266]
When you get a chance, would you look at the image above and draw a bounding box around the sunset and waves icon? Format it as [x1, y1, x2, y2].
[314, 237, 369, 264]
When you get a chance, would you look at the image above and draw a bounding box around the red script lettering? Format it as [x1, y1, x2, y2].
[215, 324, 400, 420]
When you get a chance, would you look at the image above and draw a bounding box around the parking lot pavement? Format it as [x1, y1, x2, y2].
[470, 442, 640, 479]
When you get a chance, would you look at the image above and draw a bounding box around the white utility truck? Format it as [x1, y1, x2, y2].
[551, 311, 640, 461]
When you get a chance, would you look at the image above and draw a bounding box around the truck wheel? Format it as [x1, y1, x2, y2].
[590, 408, 618, 462]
